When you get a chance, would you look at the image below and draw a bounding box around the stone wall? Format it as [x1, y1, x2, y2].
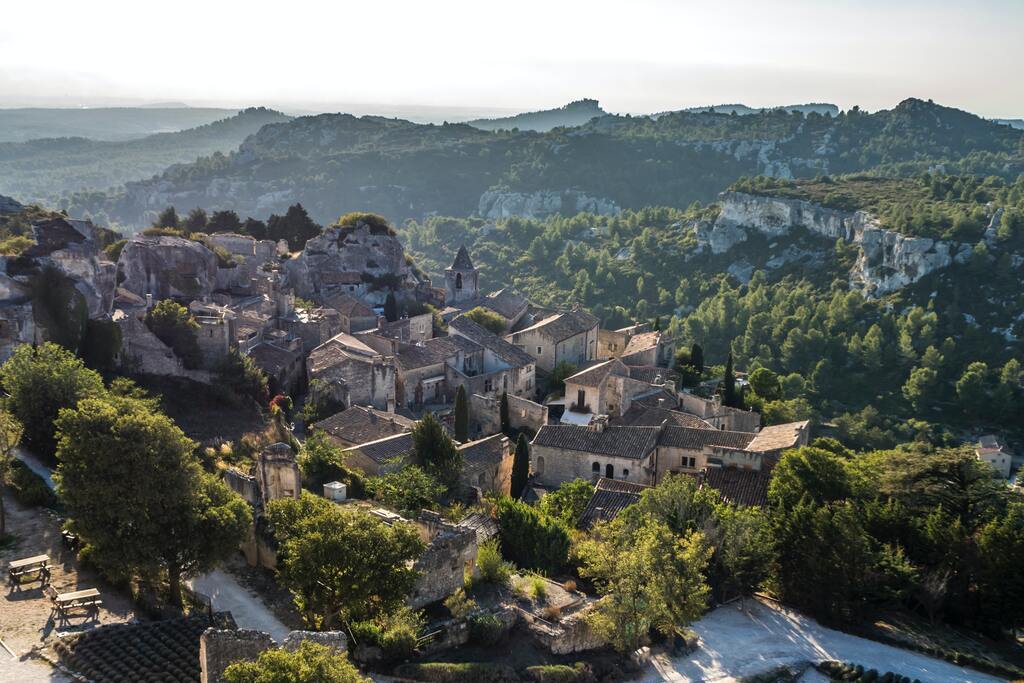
[469, 393, 548, 438]
[409, 513, 477, 608]
[116, 313, 214, 383]
[531, 442, 655, 487]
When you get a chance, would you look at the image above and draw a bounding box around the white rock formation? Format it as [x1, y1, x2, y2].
[706, 191, 974, 297]
[117, 234, 219, 301]
[478, 190, 620, 220]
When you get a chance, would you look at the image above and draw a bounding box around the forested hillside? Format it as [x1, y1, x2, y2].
[0, 108, 290, 211]
[0, 106, 239, 142]
[400, 174, 1024, 446]
[66, 98, 1024, 228]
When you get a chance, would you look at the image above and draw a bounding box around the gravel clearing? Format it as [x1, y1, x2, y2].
[640, 598, 1006, 683]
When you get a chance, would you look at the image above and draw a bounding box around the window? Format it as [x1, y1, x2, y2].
[537, 346, 543, 355]
[592, 462, 600, 473]
[682, 456, 696, 469]
[455, 273, 463, 290]
[605, 464, 614, 478]
[622, 469, 629, 479]
[536, 456, 545, 475]
[577, 389, 586, 408]
[484, 378, 493, 392]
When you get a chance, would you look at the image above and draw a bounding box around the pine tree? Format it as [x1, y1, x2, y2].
[384, 292, 399, 323]
[454, 385, 469, 442]
[723, 352, 738, 408]
[510, 433, 531, 500]
[153, 206, 180, 229]
[499, 390, 510, 436]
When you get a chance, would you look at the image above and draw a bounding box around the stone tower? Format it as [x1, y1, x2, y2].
[444, 245, 479, 304]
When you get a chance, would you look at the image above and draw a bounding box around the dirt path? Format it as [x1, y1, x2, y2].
[188, 569, 290, 642]
[642, 598, 1005, 683]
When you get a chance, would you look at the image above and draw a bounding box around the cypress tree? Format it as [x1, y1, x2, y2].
[499, 390, 510, 436]
[511, 433, 530, 499]
[691, 343, 704, 374]
[384, 292, 399, 323]
[723, 352, 737, 408]
[453, 385, 469, 442]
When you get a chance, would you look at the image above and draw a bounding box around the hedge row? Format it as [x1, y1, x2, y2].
[816, 661, 921, 683]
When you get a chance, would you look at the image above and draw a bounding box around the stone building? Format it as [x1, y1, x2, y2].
[560, 358, 673, 424]
[312, 406, 414, 450]
[324, 293, 378, 334]
[506, 307, 599, 372]
[976, 434, 1013, 478]
[469, 392, 548, 439]
[459, 433, 513, 495]
[407, 511, 478, 609]
[678, 391, 762, 433]
[579, 477, 649, 529]
[248, 338, 304, 396]
[596, 324, 674, 367]
[445, 245, 479, 304]
[447, 316, 536, 400]
[307, 332, 397, 411]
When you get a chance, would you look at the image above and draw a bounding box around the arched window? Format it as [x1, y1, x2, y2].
[622, 469, 629, 479]
[592, 462, 600, 473]
[455, 273, 463, 290]
[605, 464, 614, 478]
[536, 456, 545, 475]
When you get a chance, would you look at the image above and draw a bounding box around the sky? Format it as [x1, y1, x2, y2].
[1, 0, 1021, 118]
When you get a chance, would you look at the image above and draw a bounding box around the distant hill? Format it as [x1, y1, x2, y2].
[994, 118, 1024, 130]
[0, 106, 240, 143]
[668, 103, 840, 117]
[0, 108, 291, 207]
[466, 99, 607, 131]
[67, 98, 1023, 228]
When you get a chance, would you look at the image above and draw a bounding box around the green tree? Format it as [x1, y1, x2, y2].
[267, 203, 320, 250]
[153, 206, 180, 229]
[748, 367, 781, 401]
[768, 446, 851, 509]
[578, 519, 711, 651]
[453, 386, 469, 442]
[0, 342, 104, 460]
[539, 479, 593, 527]
[722, 352, 739, 408]
[370, 465, 444, 512]
[208, 210, 243, 232]
[955, 361, 990, 417]
[902, 366, 939, 412]
[219, 349, 269, 405]
[54, 396, 251, 605]
[223, 641, 369, 683]
[547, 361, 577, 398]
[690, 343, 704, 374]
[384, 292, 399, 323]
[462, 307, 506, 335]
[510, 433, 530, 499]
[709, 504, 773, 603]
[268, 494, 424, 627]
[411, 412, 462, 489]
[145, 299, 202, 369]
[0, 410, 24, 536]
[499, 391, 510, 436]
[184, 207, 208, 232]
[495, 497, 570, 574]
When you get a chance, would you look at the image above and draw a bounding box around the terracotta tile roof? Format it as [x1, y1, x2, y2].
[458, 512, 498, 542]
[700, 467, 770, 507]
[395, 336, 479, 370]
[626, 365, 671, 385]
[458, 434, 509, 475]
[658, 426, 755, 450]
[343, 432, 414, 466]
[247, 342, 300, 376]
[532, 425, 660, 460]
[483, 288, 528, 320]
[313, 406, 413, 446]
[448, 317, 534, 368]
[745, 421, 809, 453]
[617, 403, 715, 430]
[579, 477, 650, 529]
[513, 309, 599, 343]
[564, 359, 623, 387]
[623, 331, 661, 356]
[325, 293, 375, 318]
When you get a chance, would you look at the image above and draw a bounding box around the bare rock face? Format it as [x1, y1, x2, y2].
[117, 234, 219, 301]
[478, 190, 620, 220]
[705, 191, 973, 297]
[285, 221, 416, 300]
[0, 195, 23, 214]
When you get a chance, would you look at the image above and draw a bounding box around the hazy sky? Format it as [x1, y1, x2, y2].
[2, 0, 1021, 117]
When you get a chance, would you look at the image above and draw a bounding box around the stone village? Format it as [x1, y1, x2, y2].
[0, 202, 913, 682]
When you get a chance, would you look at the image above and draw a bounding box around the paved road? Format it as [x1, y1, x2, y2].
[0, 653, 72, 682]
[14, 448, 56, 491]
[188, 570, 290, 642]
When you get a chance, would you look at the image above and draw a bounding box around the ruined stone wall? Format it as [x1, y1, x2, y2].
[409, 518, 477, 608]
[117, 313, 213, 383]
[469, 393, 548, 438]
[200, 629, 346, 683]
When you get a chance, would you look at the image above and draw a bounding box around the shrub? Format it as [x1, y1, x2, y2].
[529, 575, 548, 601]
[542, 605, 562, 622]
[462, 307, 506, 334]
[145, 299, 202, 369]
[393, 662, 519, 683]
[103, 238, 127, 261]
[443, 588, 477, 620]
[495, 497, 570, 574]
[8, 461, 58, 508]
[381, 623, 418, 660]
[468, 613, 505, 646]
[477, 538, 513, 586]
[525, 663, 593, 683]
[349, 621, 383, 648]
[0, 235, 34, 256]
[563, 579, 577, 592]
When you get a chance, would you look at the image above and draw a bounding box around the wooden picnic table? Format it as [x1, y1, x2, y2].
[7, 554, 50, 584]
[55, 588, 100, 607]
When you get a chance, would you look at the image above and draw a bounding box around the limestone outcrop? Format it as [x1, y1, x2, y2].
[0, 194, 23, 214]
[117, 234, 219, 301]
[284, 220, 418, 301]
[478, 190, 620, 220]
[703, 191, 974, 296]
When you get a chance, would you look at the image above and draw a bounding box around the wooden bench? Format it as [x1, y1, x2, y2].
[54, 588, 102, 620]
[7, 554, 50, 585]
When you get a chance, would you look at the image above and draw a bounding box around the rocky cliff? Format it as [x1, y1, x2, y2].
[703, 192, 973, 296]
[284, 220, 419, 301]
[478, 190, 620, 220]
[117, 234, 220, 301]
